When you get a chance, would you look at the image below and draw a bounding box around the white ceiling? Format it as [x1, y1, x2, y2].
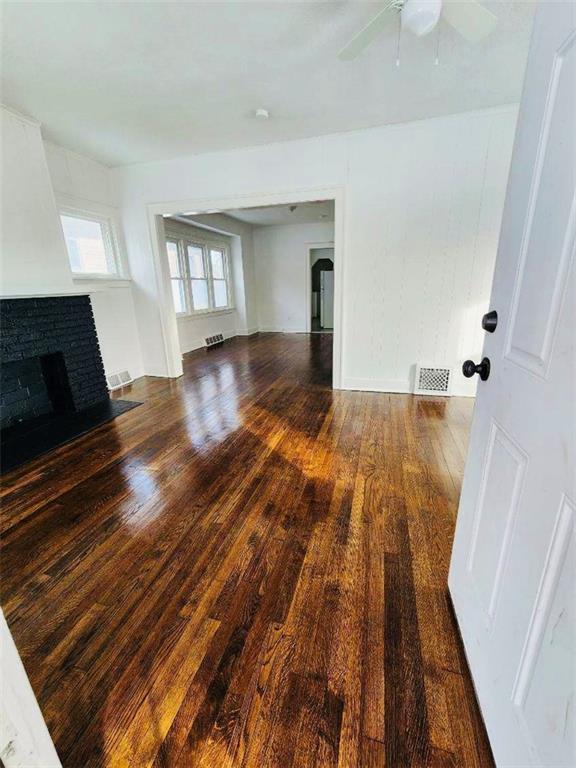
[1, 1, 535, 166]
[223, 200, 335, 227]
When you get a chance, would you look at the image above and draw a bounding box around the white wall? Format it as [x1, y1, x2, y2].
[0, 108, 73, 296]
[44, 142, 144, 380]
[253, 221, 334, 332]
[343, 110, 514, 396]
[114, 105, 517, 395]
[0, 106, 144, 381]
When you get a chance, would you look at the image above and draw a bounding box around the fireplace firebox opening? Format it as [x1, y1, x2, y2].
[40, 351, 75, 417]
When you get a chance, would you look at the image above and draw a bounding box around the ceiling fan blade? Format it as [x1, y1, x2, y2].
[338, 2, 399, 61]
[442, 0, 497, 42]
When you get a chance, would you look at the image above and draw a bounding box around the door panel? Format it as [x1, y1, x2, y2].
[506, 32, 576, 376]
[448, 3, 575, 766]
[467, 421, 527, 627]
[513, 496, 575, 766]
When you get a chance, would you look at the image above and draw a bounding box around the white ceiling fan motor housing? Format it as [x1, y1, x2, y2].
[401, 0, 442, 37]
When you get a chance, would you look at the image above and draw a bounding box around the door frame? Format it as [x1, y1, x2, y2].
[305, 241, 335, 333]
[147, 186, 345, 388]
[1, 610, 62, 767]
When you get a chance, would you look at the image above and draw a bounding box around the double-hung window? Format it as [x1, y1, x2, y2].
[166, 237, 232, 316]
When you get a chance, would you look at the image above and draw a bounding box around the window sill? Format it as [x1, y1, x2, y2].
[72, 275, 132, 291]
[72, 274, 131, 283]
[176, 308, 236, 321]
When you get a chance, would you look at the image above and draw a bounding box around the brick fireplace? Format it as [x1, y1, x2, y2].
[0, 295, 138, 472]
[1, 296, 109, 428]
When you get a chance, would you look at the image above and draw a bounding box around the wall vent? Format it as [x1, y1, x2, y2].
[106, 370, 133, 391]
[414, 364, 452, 397]
[205, 334, 224, 348]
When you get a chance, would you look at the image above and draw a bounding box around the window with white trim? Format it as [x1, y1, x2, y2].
[165, 237, 233, 316]
[60, 210, 121, 277]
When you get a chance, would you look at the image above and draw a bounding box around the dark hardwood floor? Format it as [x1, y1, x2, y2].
[0, 333, 493, 767]
[311, 318, 333, 333]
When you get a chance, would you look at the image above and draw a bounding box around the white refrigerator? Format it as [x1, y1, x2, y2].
[320, 271, 334, 329]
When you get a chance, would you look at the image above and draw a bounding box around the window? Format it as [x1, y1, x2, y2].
[187, 244, 210, 310]
[60, 212, 120, 277]
[210, 248, 229, 308]
[164, 236, 232, 316]
[166, 240, 186, 314]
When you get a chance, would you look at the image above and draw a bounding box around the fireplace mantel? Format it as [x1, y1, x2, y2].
[0, 288, 102, 300]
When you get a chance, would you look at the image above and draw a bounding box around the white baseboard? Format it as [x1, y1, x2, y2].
[236, 327, 259, 336]
[342, 377, 476, 397]
[258, 326, 307, 333]
[181, 329, 236, 355]
[448, 388, 476, 398]
[341, 377, 411, 394]
[181, 337, 205, 354]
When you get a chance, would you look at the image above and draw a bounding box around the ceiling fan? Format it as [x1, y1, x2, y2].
[338, 0, 498, 61]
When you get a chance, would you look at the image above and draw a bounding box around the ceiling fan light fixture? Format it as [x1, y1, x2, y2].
[401, 0, 442, 37]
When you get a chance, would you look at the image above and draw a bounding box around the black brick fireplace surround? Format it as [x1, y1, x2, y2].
[1, 295, 139, 472]
[1, 296, 108, 426]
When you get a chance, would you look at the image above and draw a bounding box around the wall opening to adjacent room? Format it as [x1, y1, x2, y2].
[150, 190, 342, 387]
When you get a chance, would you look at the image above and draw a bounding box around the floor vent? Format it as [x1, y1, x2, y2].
[205, 334, 224, 348]
[106, 370, 133, 391]
[414, 364, 452, 397]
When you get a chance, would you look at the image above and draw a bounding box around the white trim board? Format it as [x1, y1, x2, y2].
[341, 377, 411, 393]
[180, 329, 237, 355]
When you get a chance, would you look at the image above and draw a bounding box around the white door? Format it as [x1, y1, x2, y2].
[448, 4, 575, 767]
[320, 270, 334, 329]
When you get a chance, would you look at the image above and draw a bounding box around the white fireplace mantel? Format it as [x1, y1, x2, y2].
[0, 287, 107, 300]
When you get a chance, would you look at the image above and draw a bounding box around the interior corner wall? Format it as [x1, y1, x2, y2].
[114, 106, 517, 394]
[253, 221, 335, 332]
[44, 142, 144, 380]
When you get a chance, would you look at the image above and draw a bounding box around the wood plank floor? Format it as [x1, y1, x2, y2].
[1, 333, 494, 767]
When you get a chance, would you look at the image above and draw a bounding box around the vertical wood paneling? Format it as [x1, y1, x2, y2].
[344, 107, 517, 395]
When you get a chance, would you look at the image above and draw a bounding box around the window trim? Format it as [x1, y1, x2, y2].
[58, 198, 126, 280]
[166, 238, 188, 317]
[165, 232, 234, 317]
[207, 245, 232, 311]
[184, 240, 211, 314]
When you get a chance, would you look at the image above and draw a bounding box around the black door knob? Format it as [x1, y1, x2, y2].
[482, 310, 498, 333]
[462, 357, 491, 381]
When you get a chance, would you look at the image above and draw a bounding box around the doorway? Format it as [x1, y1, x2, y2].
[148, 188, 344, 386]
[309, 247, 334, 333]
